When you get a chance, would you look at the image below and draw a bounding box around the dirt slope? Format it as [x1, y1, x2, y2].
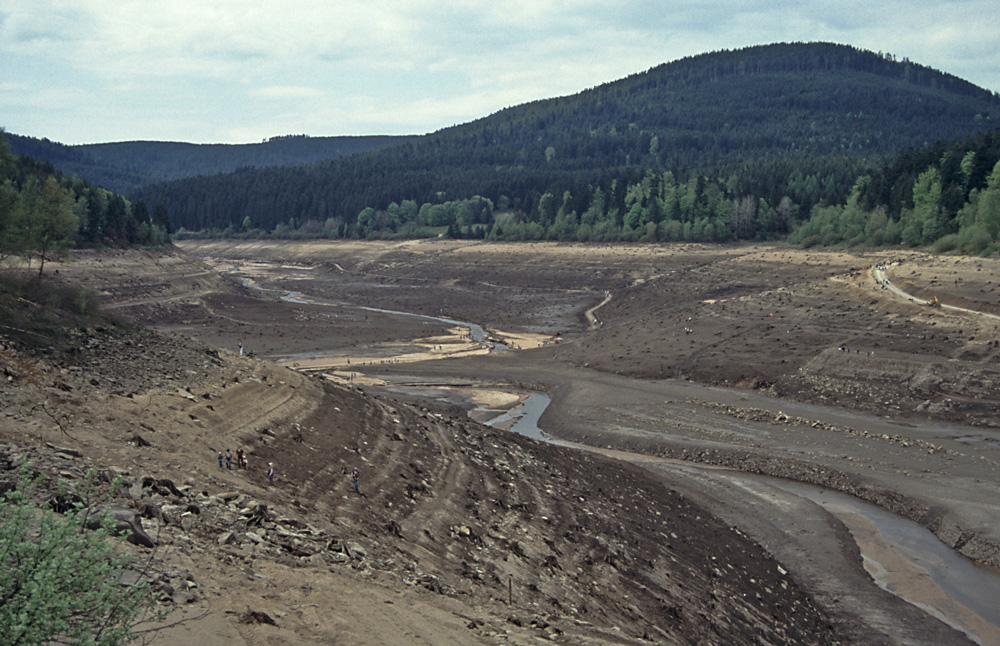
[169, 239, 1000, 643]
[6, 240, 997, 644]
[2, 251, 844, 645]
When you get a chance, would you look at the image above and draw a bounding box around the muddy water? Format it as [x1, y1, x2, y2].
[776, 480, 1000, 642]
[359, 306, 498, 346]
[228, 256, 999, 641]
[477, 391, 551, 439]
[474, 390, 1000, 645]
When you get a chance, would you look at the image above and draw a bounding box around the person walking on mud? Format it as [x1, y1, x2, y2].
[352, 467, 360, 494]
[267, 462, 275, 486]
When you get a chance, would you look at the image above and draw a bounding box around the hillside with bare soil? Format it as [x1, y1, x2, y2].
[1, 300, 837, 646]
[5, 240, 999, 644]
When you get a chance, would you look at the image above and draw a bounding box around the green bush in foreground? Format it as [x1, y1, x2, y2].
[0, 469, 162, 646]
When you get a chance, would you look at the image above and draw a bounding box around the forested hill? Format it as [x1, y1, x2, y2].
[131, 43, 999, 238]
[0, 132, 171, 276]
[5, 133, 405, 194]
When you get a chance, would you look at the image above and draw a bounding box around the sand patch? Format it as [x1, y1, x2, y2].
[488, 329, 553, 349]
[461, 388, 524, 409]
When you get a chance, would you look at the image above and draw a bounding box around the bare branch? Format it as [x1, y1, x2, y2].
[30, 400, 79, 442]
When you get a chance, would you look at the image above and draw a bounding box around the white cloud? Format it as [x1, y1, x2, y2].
[250, 86, 325, 99]
[1, 0, 997, 144]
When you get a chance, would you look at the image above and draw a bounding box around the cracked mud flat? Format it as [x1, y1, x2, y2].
[3, 240, 998, 644]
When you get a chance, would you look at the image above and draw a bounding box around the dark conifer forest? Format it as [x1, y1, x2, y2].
[6, 134, 404, 195]
[0, 133, 169, 270]
[8, 43, 1000, 251]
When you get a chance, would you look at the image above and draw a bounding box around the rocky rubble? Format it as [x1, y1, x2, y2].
[1, 335, 845, 645]
[19, 243, 991, 643]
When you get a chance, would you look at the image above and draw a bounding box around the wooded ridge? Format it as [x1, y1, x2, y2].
[7, 42, 1000, 250]
[129, 43, 998, 242]
[6, 134, 405, 194]
[0, 133, 170, 275]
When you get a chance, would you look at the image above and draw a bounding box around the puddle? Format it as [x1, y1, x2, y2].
[280, 291, 308, 304]
[480, 391, 551, 440]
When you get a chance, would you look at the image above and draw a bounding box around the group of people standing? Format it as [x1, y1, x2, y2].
[216, 448, 360, 494]
[218, 447, 248, 470]
[216, 447, 274, 486]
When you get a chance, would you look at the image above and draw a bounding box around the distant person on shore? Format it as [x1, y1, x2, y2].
[225, 449, 232, 470]
[237, 447, 246, 469]
[218, 451, 223, 468]
[267, 462, 275, 486]
[239, 340, 243, 356]
[352, 467, 360, 494]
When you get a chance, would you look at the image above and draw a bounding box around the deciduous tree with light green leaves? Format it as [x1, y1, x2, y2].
[975, 160, 1000, 240]
[0, 469, 164, 646]
[16, 177, 79, 277]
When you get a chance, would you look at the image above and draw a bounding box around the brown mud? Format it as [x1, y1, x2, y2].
[3, 239, 998, 644]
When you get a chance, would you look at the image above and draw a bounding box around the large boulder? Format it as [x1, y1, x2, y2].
[85, 504, 155, 548]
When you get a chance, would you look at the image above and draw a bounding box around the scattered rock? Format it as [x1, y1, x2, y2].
[239, 609, 277, 626]
[86, 504, 155, 548]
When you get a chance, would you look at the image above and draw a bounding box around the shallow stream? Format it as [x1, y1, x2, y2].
[233, 259, 999, 642]
[473, 389, 1000, 645]
[243, 270, 504, 349]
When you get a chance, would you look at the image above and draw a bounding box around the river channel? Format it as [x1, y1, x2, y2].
[234, 260, 1000, 643]
[460, 389, 1000, 644]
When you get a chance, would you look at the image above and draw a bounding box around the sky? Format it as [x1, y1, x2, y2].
[2, 1, 998, 145]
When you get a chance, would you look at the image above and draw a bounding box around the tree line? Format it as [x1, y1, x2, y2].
[172, 126, 1000, 257]
[790, 128, 1000, 253]
[0, 132, 171, 276]
[136, 43, 999, 243]
[173, 154, 862, 244]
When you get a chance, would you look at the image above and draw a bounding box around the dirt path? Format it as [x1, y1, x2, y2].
[873, 262, 1000, 322]
[101, 270, 218, 309]
[584, 291, 611, 326]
